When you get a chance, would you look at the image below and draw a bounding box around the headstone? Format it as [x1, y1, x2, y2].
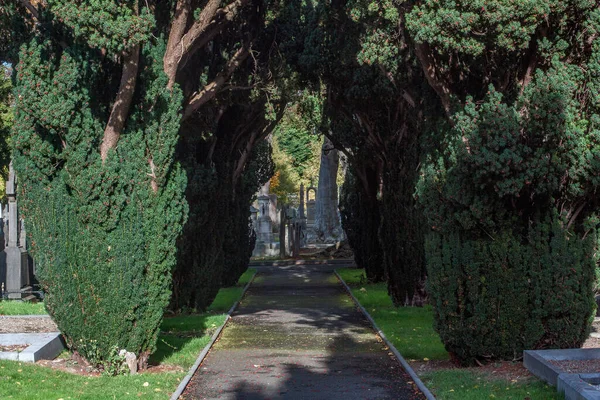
[314, 138, 343, 243]
[306, 183, 317, 227]
[257, 197, 274, 244]
[252, 182, 279, 257]
[3, 162, 30, 299]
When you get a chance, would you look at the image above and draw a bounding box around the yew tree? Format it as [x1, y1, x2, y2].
[11, 0, 281, 368]
[411, 0, 600, 364]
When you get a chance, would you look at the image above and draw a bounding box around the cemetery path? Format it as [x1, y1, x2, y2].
[181, 264, 425, 400]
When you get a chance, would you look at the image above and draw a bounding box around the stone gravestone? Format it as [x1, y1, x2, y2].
[257, 183, 274, 244]
[306, 182, 317, 227]
[314, 138, 343, 243]
[252, 182, 279, 257]
[3, 163, 31, 299]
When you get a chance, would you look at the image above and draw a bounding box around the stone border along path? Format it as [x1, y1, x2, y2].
[335, 271, 436, 400]
[178, 262, 429, 400]
[170, 270, 259, 400]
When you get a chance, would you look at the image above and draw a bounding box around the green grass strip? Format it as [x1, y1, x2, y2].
[0, 268, 256, 400]
[0, 301, 47, 316]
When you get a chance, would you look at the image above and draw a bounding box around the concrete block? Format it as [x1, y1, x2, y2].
[558, 373, 600, 400]
[0, 332, 64, 362]
[524, 349, 600, 387]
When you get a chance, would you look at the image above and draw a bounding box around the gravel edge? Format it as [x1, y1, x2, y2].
[334, 270, 437, 400]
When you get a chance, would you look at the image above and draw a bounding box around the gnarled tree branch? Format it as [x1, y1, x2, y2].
[100, 45, 140, 162]
[231, 106, 285, 185]
[164, 0, 250, 88]
[19, 0, 40, 20]
[414, 42, 453, 119]
[164, 0, 191, 89]
[182, 45, 250, 120]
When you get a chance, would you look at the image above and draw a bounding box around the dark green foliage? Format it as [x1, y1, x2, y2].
[221, 140, 274, 287]
[305, 0, 428, 303]
[426, 213, 596, 365]
[0, 1, 32, 63]
[46, 0, 154, 54]
[380, 141, 426, 305]
[339, 166, 384, 283]
[0, 65, 12, 176]
[169, 1, 284, 312]
[172, 103, 276, 312]
[416, 2, 600, 361]
[13, 38, 186, 364]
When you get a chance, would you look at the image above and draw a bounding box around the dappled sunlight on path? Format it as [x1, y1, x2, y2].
[182, 264, 424, 400]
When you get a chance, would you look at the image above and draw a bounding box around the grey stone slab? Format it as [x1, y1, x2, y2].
[524, 349, 600, 386]
[0, 351, 19, 361]
[558, 373, 600, 400]
[0, 332, 64, 362]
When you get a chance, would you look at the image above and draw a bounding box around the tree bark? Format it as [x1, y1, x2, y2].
[19, 0, 39, 20]
[183, 45, 250, 120]
[414, 42, 453, 117]
[100, 45, 140, 162]
[164, 0, 191, 88]
[164, 0, 250, 89]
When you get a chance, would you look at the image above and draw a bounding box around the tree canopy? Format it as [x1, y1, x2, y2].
[5, 0, 600, 369]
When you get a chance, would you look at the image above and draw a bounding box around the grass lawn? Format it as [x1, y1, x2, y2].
[0, 301, 47, 315]
[336, 268, 561, 400]
[0, 268, 256, 400]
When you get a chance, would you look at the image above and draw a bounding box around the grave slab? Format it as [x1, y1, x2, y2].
[558, 373, 600, 400]
[0, 332, 64, 362]
[524, 349, 600, 386]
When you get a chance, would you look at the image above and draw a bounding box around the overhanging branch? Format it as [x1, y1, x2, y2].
[164, 0, 250, 88]
[100, 45, 140, 162]
[182, 45, 250, 120]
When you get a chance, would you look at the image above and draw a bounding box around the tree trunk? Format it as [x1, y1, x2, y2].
[279, 206, 286, 258]
[340, 164, 385, 282]
[380, 134, 427, 306]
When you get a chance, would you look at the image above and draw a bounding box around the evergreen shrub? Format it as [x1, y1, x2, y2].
[339, 167, 384, 282]
[13, 39, 187, 365]
[418, 68, 600, 364]
[426, 214, 596, 365]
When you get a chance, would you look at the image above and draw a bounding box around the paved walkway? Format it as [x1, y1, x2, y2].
[182, 264, 424, 400]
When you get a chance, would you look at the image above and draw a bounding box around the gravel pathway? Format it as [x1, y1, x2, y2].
[182, 264, 424, 400]
[549, 359, 600, 374]
[0, 316, 57, 333]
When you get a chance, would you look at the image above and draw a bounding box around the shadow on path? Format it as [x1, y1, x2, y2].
[181, 264, 424, 400]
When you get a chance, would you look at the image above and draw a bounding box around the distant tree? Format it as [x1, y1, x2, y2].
[270, 136, 301, 203]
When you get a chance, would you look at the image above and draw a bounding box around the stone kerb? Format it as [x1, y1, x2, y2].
[524, 349, 600, 400]
[558, 373, 600, 400]
[0, 332, 64, 362]
[524, 349, 600, 386]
